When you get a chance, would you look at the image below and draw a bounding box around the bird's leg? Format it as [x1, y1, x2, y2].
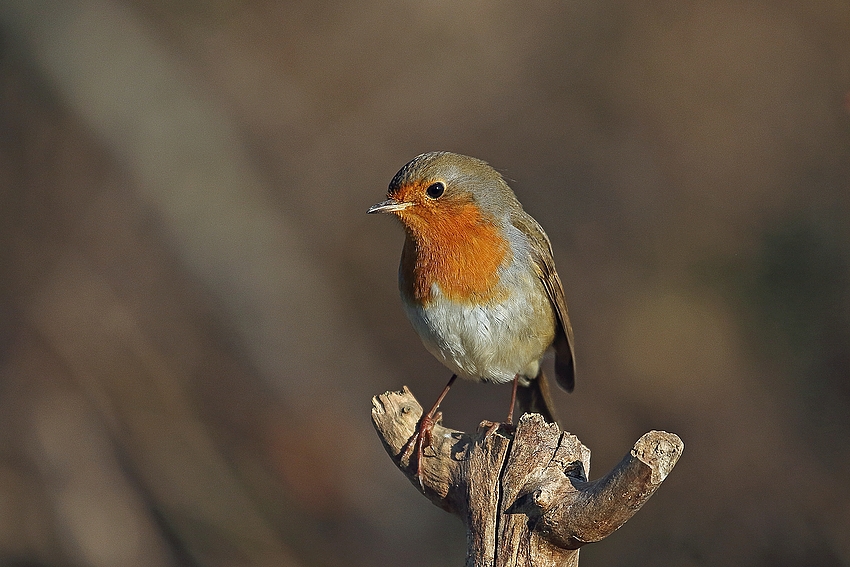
[506, 374, 519, 425]
[403, 374, 457, 488]
[481, 375, 521, 437]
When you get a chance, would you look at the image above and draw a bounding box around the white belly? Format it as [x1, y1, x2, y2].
[402, 282, 555, 384]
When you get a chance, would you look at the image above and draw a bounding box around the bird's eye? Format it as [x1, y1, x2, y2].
[425, 182, 445, 199]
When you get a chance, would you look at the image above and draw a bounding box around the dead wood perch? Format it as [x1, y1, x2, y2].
[372, 387, 683, 567]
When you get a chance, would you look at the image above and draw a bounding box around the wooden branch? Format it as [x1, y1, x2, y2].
[372, 387, 683, 567]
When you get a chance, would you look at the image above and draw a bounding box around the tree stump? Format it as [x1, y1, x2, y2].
[372, 387, 683, 567]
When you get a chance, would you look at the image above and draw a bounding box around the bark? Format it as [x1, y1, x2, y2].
[372, 387, 683, 567]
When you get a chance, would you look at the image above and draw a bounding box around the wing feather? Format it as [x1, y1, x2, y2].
[511, 212, 576, 392]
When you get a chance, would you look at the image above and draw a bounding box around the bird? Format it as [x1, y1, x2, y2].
[368, 151, 575, 479]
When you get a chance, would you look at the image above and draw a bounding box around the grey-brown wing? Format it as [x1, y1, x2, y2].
[511, 211, 576, 392]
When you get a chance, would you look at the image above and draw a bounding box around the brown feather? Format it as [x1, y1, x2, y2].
[511, 211, 576, 392]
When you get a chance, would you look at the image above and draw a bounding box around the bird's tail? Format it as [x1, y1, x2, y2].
[516, 369, 561, 427]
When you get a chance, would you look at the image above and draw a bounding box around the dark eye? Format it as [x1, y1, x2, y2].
[425, 182, 445, 199]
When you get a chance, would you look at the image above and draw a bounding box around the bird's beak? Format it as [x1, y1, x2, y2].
[367, 198, 412, 214]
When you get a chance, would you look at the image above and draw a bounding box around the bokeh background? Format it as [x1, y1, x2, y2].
[1, 1, 849, 565]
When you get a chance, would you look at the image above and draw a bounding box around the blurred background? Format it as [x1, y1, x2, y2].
[1, 0, 849, 565]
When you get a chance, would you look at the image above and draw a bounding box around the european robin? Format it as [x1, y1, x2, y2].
[368, 152, 575, 479]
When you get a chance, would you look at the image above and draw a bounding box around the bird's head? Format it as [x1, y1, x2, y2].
[368, 152, 522, 302]
[368, 152, 520, 246]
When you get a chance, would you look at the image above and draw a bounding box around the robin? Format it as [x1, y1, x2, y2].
[368, 152, 575, 479]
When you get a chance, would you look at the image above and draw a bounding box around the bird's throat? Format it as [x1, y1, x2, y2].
[399, 204, 509, 305]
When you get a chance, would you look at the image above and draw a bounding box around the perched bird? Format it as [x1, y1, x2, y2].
[368, 152, 575, 476]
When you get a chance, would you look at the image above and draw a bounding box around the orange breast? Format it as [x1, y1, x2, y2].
[399, 201, 510, 305]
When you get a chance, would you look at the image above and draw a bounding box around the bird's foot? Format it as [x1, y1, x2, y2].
[402, 411, 441, 490]
[479, 419, 516, 438]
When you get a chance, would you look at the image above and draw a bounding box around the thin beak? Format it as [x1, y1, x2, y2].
[367, 198, 412, 214]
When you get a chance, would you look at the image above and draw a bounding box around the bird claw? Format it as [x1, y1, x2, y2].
[479, 419, 516, 438]
[403, 411, 442, 490]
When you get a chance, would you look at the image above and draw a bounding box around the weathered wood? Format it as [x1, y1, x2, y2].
[372, 387, 683, 567]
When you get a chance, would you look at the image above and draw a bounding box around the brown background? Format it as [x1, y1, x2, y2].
[1, 1, 849, 566]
